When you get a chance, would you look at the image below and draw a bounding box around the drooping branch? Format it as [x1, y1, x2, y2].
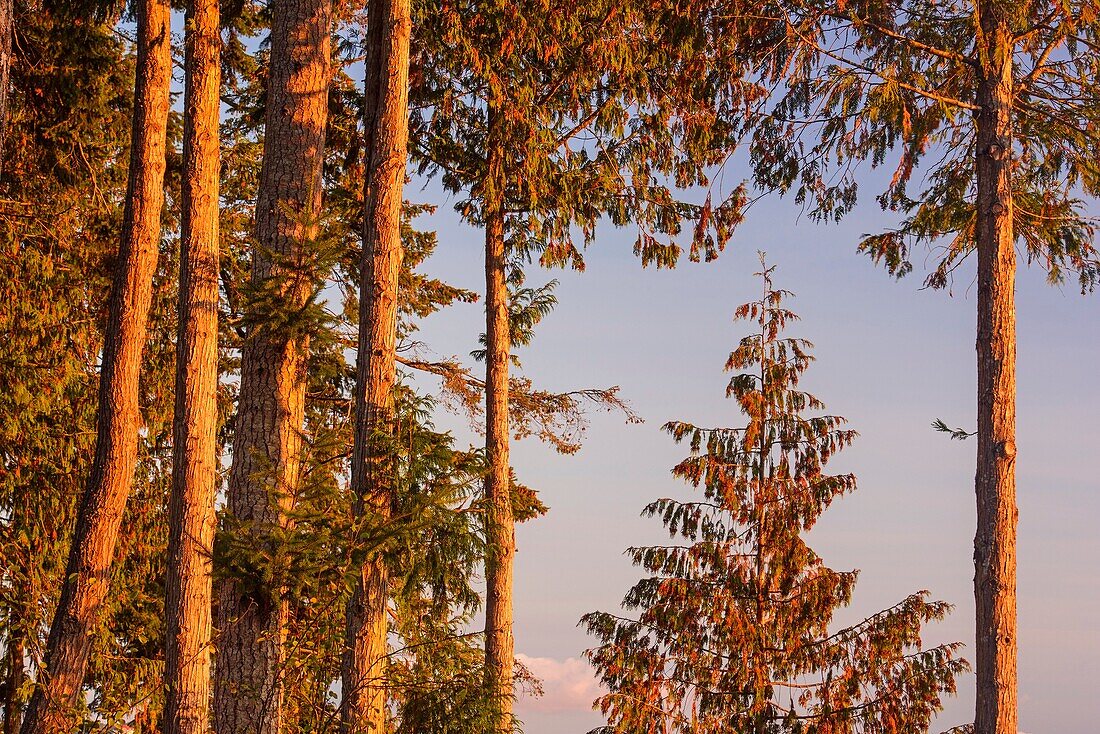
[396, 356, 642, 455]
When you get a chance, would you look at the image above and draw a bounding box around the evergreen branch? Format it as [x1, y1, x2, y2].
[554, 94, 616, 147]
[932, 419, 976, 440]
[834, 11, 977, 67]
[395, 355, 641, 453]
[777, 6, 981, 111]
[1018, 34, 1068, 89]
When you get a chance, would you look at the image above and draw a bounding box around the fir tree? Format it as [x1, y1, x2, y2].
[584, 257, 966, 734]
[411, 3, 754, 725]
[342, 0, 412, 729]
[743, 5, 1100, 731]
[18, 0, 173, 728]
[164, 0, 221, 729]
[215, 1, 332, 731]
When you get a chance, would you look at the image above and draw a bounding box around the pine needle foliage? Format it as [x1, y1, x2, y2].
[0, 6, 182, 727]
[411, 0, 758, 270]
[471, 277, 558, 366]
[211, 23, 495, 729]
[747, 0, 1100, 290]
[583, 257, 966, 734]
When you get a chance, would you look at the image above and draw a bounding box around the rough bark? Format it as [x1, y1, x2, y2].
[482, 100, 515, 734]
[340, 0, 408, 730]
[2, 630, 24, 734]
[163, 0, 220, 731]
[17, 1, 172, 730]
[0, 0, 12, 172]
[751, 284, 767, 734]
[973, 4, 1017, 734]
[213, 1, 330, 732]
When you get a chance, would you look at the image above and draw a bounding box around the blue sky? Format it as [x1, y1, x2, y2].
[406, 175, 1100, 733]
[145, 11, 1097, 731]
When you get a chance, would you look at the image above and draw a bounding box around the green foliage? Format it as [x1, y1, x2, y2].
[0, 3, 183, 725]
[583, 258, 965, 733]
[747, 0, 1100, 290]
[235, 206, 347, 346]
[931, 419, 975, 441]
[256, 383, 488, 732]
[384, 394, 493, 734]
[411, 0, 753, 270]
[471, 278, 558, 364]
[390, 617, 492, 734]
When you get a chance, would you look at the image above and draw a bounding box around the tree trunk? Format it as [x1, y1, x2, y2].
[340, 0, 408, 730]
[213, 1, 330, 732]
[17, 1, 172, 730]
[752, 284, 768, 734]
[0, 0, 13, 172]
[164, 0, 220, 731]
[2, 629, 24, 734]
[973, 4, 1017, 734]
[482, 100, 515, 734]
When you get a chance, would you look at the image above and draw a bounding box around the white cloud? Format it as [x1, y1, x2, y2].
[516, 654, 605, 714]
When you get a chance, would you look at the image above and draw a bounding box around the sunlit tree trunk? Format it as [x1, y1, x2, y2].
[2, 628, 24, 734]
[340, 0, 408, 730]
[214, 0, 330, 731]
[2, 491, 28, 734]
[17, 1, 171, 730]
[751, 292, 767, 734]
[0, 0, 13, 170]
[164, 0, 220, 731]
[482, 99, 515, 734]
[973, 3, 1017, 734]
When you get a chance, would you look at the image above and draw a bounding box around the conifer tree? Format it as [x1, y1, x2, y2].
[372, 390, 488, 734]
[18, 0, 172, 728]
[215, 0, 332, 731]
[213, 27, 491, 731]
[164, 0, 221, 730]
[0, 7, 163, 728]
[412, 3, 752, 727]
[341, 0, 411, 730]
[584, 258, 966, 734]
[0, 0, 12, 168]
[742, 3, 1100, 730]
[480, 95, 515, 733]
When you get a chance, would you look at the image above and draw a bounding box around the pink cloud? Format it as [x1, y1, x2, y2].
[516, 653, 605, 714]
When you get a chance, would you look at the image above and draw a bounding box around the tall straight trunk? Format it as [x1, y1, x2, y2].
[17, 1, 171, 730]
[2, 629, 24, 734]
[0, 0, 12, 171]
[164, 0, 220, 732]
[751, 281, 767, 734]
[341, 0, 408, 730]
[213, 0, 330, 732]
[973, 4, 1017, 734]
[482, 101, 515, 734]
[2, 485, 30, 733]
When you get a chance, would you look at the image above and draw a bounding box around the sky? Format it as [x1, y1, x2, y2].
[405, 174, 1100, 734]
[129, 13, 1096, 733]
